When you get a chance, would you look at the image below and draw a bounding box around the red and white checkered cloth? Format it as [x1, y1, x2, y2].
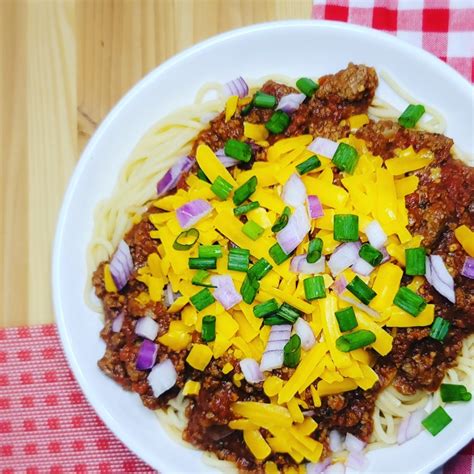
[1, 3, 473, 472]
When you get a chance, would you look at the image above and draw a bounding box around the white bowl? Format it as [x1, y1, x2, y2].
[53, 20, 474, 473]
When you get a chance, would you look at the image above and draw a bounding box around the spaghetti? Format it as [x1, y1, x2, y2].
[88, 64, 473, 472]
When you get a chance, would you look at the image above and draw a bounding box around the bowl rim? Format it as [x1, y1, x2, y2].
[52, 19, 474, 473]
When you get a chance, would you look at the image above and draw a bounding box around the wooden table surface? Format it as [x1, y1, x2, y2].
[0, 0, 311, 328]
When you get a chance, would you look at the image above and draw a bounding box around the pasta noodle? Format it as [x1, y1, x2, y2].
[86, 70, 473, 470]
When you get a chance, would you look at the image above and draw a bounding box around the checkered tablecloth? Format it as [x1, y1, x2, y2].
[1, 2, 473, 472]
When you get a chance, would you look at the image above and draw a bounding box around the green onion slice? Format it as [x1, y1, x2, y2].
[190, 288, 215, 311]
[334, 214, 359, 242]
[201, 315, 216, 342]
[398, 104, 425, 129]
[188, 257, 217, 270]
[296, 155, 321, 175]
[228, 247, 250, 272]
[335, 307, 358, 332]
[405, 247, 426, 276]
[253, 298, 279, 318]
[191, 269, 216, 288]
[233, 176, 258, 206]
[263, 315, 290, 326]
[346, 276, 377, 304]
[224, 139, 253, 163]
[422, 406, 452, 436]
[284, 334, 301, 368]
[198, 245, 223, 259]
[248, 258, 273, 280]
[307, 238, 323, 263]
[271, 206, 291, 233]
[440, 384, 472, 403]
[359, 243, 383, 266]
[336, 329, 376, 352]
[430, 316, 450, 342]
[240, 274, 260, 304]
[332, 143, 359, 174]
[276, 302, 301, 324]
[393, 287, 426, 317]
[269, 242, 291, 265]
[242, 220, 264, 241]
[304, 276, 326, 301]
[265, 110, 291, 134]
[296, 77, 319, 97]
[254, 91, 277, 108]
[210, 176, 233, 200]
[173, 228, 200, 251]
[234, 201, 260, 216]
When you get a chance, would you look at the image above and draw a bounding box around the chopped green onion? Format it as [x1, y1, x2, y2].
[271, 206, 291, 233]
[224, 139, 252, 163]
[254, 91, 277, 108]
[393, 287, 426, 316]
[201, 315, 216, 342]
[296, 155, 321, 175]
[265, 110, 290, 134]
[240, 274, 260, 304]
[336, 329, 376, 352]
[263, 315, 290, 326]
[233, 176, 258, 205]
[253, 298, 279, 318]
[430, 316, 450, 342]
[173, 228, 200, 251]
[191, 270, 215, 288]
[405, 247, 426, 276]
[398, 104, 425, 129]
[269, 242, 291, 265]
[422, 406, 452, 436]
[197, 168, 210, 183]
[284, 334, 301, 368]
[440, 384, 472, 403]
[210, 176, 233, 200]
[242, 220, 264, 240]
[346, 276, 377, 304]
[335, 307, 358, 332]
[334, 214, 359, 242]
[188, 257, 217, 270]
[198, 245, 223, 259]
[296, 77, 319, 97]
[241, 100, 253, 116]
[359, 243, 383, 266]
[234, 201, 260, 216]
[304, 276, 326, 301]
[228, 247, 250, 272]
[276, 302, 301, 324]
[307, 238, 323, 263]
[248, 258, 273, 280]
[190, 288, 215, 311]
[332, 143, 359, 174]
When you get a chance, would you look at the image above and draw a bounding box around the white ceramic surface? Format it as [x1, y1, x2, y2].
[53, 20, 474, 474]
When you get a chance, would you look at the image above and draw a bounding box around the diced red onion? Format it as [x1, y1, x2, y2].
[328, 242, 361, 276]
[344, 433, 366, 453]
[210, 275, 242, 310]
[277, 205, 310, 254]
[282, 173, 307, 207]
[276, 93, 306, 113]
[364, 220, 387, 249]
[352, 257, 375, 276]
[215, 148, 239, 168]
[260, 326, 291, 372]
[329, 430, 344, 453]
[338, 293, 381, 319]
[307, 195, 324, 219]
[136, 340, 158, 370]
[176, 199, 212, 229]
[380, 246, 390, 263]
[240, 358, 264, 384]
[345, 451, 367, 471]
[164, 284, 181, 308]
[135, 316, 159, 341]
[308, 137, 339, 159]
[109, 240, 134, 291]
[306, 458, 331, 474]
[425, 255, 456, 303]
[302, 410, 315, 417]
[461, 257, 474, 279]
[333, 275, 348, 295]
[265, 340, 288, 352]
[397, 408, 426, 445]
[324, 463, 345, 474]
[156, 155, 194, 197]
[294, 318, 316, 350]
[111, 312, 124, 332]
[223, 77, 249, 98]
[147, 358, 177, 397]
[290, 254, 325, 274]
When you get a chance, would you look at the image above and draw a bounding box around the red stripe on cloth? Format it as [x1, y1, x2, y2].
[0, 325, 154, 473]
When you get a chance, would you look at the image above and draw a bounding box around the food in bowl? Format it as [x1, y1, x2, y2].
[87, 63, 473, 472]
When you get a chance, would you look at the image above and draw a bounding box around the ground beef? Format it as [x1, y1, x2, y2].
[94, 63, 473, 471]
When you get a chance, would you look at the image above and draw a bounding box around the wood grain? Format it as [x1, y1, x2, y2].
[0, 0, 311, 327]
